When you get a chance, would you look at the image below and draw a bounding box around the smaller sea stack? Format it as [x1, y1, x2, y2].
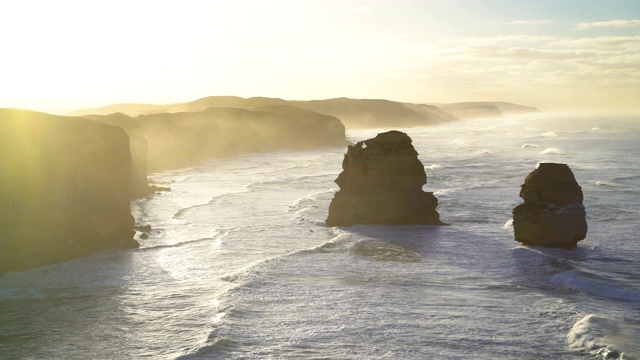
[326, 130, 443, 226]
[512, 163, 587, 248]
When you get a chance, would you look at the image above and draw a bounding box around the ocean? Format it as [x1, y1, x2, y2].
[1, 113, 639, 359]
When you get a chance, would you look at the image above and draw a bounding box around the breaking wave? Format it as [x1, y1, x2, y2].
[425, 164, 447, 170]
[539, 147, 566, 155]
[568, 314, 640, 359]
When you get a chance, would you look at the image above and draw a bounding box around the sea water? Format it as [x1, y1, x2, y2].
[1, 113, 639, 359]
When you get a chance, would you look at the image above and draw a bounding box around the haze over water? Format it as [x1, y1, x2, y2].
[1, 113, 639, 359]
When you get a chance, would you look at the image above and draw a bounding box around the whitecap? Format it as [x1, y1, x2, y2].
[595, 180, 623, 187]
[522, 143, 540, 148]
[591, 127, 601, 131]
[289, 189, 334, 211]
[434, 188, 462, 196]
[539, 147, 566, 155]
[540, 131, 558, 137]
[502, 219, 514, 231]
[424, 164, 446, 170]
[568, 314, 640, 359]
[219, 272, 244, 283]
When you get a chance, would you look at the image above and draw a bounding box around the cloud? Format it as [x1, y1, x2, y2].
[501, 19, 552, 25]
[554, 36, 640, 47]
[454, 35, 557, 45]
[574, 19, 640, 30]
[453, 35, 640, 49]
[440, 45, 618, 60]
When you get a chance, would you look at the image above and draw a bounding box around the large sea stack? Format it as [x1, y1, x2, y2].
[512, 163, 587, 248]
[326, 130, 443, 226]
[0, 109, 139, 275]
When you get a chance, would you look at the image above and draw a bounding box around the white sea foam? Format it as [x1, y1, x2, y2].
[568, 314, 640, 359]
[288, 189, 334, 211]
[522, 143, 540, 148]
[539, 147, 566, 155]
[540, 131, 558, 137]
[425, 164, 446, 170]
[595, 180, 624, 187]
[434, 188, 463, 196]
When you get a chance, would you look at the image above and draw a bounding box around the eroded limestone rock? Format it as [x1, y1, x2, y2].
[0, 109, 139, 274]
[512, 163, 587, 248]
[326, 130, 443, 226]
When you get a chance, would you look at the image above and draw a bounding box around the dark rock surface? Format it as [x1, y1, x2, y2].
[326, 130, 443, 226]
[512, 163, 587, 248]
[0, 109, 139, 275]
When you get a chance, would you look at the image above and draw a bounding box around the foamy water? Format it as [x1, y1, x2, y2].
[1, 113, 639, 359]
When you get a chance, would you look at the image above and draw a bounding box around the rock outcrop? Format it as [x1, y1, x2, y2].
[326, 130, 443, 226]
[512, 163, 587, 248]
[0, 109, 139, 275]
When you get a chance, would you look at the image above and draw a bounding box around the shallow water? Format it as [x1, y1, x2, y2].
[1, 113, 639, 359]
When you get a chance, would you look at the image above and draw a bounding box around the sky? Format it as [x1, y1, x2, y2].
[1, 0, 639, 113]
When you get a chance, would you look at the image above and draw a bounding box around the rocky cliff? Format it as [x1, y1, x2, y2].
[512, 163, 587, 248]
[326, 131, 444, 226]
[84, 106, 348, 171]
[0, 109, 139, 275]
[128, 134, 150, 198]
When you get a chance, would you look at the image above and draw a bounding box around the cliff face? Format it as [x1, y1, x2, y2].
[0, 109, 138, 275]
[512, 163, 587, 248]
[85, 106, 348, 171]
[326, 131, 443, 226]
[128, 134, 150, 198]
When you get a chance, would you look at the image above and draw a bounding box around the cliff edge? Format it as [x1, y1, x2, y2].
[0, 109, 139, 275]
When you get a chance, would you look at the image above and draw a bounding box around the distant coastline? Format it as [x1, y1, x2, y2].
[68, 95, 540, 129]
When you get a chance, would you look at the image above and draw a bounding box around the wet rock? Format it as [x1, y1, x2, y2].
[326, 130, 443, 226]
[512, 163, 587, 248]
